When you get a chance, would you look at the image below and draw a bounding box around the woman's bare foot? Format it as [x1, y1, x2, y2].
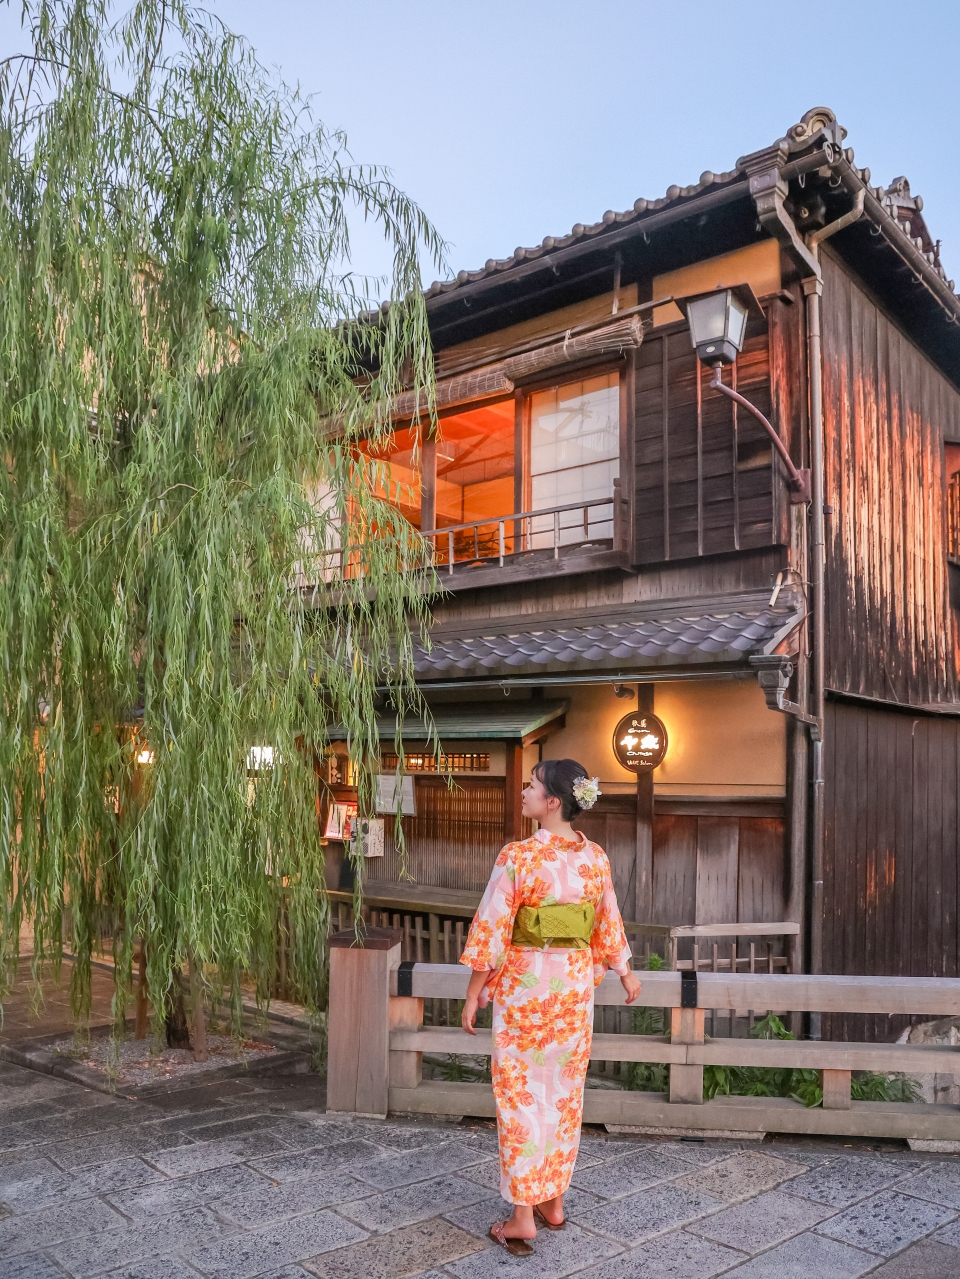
[501, 1205, 537, 1240]
[535, 1194, 565, 1227]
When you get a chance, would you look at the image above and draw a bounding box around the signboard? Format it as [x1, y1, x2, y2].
[375, 773, 417, 816]
[613, 711, 668, 771]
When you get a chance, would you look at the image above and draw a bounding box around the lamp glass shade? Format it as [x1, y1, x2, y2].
[685, 287, 750, 365]
[726, 294, 748, 351]
[686, 291, 728, 347]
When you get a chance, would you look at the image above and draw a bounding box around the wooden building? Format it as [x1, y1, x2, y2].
[326, 107, 960, 997]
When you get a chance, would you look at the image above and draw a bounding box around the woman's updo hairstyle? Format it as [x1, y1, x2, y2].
[532, 758, 591, 822]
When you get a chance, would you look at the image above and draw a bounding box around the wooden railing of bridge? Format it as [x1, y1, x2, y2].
[326, 926, 960, 1141]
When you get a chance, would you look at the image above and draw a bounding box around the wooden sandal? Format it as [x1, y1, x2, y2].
[533, 1204, 566, 1231]
[489, 1222, 534, 1256]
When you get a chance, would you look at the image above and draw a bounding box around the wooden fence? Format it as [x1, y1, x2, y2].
[327, 925, 960, 1140]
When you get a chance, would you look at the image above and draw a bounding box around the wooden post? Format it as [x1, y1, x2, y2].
[428, 913, 441, 965]
[822, 1068, 852, 1109]
[634, 684, 655, 924]
[420, 434, 437, 536]
[389, 994, 424, 1089]
[669, 1006, 705, 1104]
[504, 740, 523, 843]
[327, 926, 401, 1117]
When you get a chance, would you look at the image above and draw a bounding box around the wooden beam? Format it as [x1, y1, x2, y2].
[635, 684, 655, 925]
[504, 741, 523, 843]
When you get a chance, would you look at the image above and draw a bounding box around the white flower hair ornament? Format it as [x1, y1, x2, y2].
[572, 776, 602, 809]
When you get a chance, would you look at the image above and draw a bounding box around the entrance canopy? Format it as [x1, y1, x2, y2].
[366, 700, 567, 748]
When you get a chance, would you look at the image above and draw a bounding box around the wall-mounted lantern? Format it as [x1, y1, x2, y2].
[613, 711, 668, 771]
[679, 285, 811, 505]
[684, 285, 752, 365]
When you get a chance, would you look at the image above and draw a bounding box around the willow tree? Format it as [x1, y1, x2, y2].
[0, 0, 443, 1036]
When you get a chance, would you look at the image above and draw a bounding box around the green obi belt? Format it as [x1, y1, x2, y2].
[511, 902, 596, 950]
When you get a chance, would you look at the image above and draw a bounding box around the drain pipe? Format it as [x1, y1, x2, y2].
[803, 190, 865, 994]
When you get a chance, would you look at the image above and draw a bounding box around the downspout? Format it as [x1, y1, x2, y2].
[803, 190, 864, 996]
[746, 147, 864, 995]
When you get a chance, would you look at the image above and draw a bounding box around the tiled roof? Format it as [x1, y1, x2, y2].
[414, 593, 804, 680]
[372, 107, 957, 313]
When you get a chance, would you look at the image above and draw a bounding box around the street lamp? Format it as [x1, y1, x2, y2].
[680, 286, 811, 506]
[684, 286, 750, 365]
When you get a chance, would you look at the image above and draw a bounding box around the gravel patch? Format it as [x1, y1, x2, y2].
[49, 1033, 276, 1086]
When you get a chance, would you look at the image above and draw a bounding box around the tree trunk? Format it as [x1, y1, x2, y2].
[135, 943, 149, 1040]
[189, 954, 209, 1062]
[165, 967, 191, 1049]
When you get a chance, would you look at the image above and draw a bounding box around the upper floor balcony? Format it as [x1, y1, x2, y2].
[360, 366, 633, 590]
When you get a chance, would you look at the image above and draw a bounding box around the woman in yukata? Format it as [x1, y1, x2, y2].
[461, 758, 641, 1256]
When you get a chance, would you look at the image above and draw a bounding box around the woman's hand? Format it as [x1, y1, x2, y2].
[462, 993, 480, 1036]
[462, 967, 494, 1035]
[620, 971, 642, 1005]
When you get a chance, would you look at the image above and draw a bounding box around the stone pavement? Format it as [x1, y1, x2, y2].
[2, 1060, 960, 1278]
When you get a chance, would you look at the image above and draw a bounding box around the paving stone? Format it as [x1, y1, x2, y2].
[0, 1100, 68, 1127]
[187, 1208, 367, 1279]
[45, 1127, 194, 1171]
[899, 1164, 960, 1211]
[253, 1140, 387, 1182]
[145, 1130, 292, 1176]
[349, 1141, 495, 1190]
[336, 1173, 493, 1233]
[179, 1112, 282, 1143]
[675, 1150, 807, 1204]
[661, 1141, 745, 1167]
[570, 1229, 747, 1279]
[865, 1238, 960, 1276]
[444, 1219, 622, 1279]
[49, 1204, 236, 1277]
[0, 1155, 164, 1211]
[718, 1231, 878, 1278]
[107, 1162, 272, 1219]
[817, 1190, 956, 1257]
[0, 1253, 70, 1278]
[356, 1124, 469, 1152]
[571, 1146, 696, 1199]
[689, 1187, 835, 1253]
[783, 1155, 914, 1208]
[0, 1196, 125, 1260]
[211, 1171, 375, 1226]
[102, 1261, 200, 1279]
[302, 1217, 484, 1279]
[565, 1183, 723, 1246]
[933, 1217, 960, 1248]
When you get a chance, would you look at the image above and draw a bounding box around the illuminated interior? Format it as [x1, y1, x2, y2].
[361, 425, 423, 528]
[361, 370, 621, 562]
[434, 400, 515, 527]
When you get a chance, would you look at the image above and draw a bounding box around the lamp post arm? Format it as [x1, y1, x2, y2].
[709, 364, 811, 505]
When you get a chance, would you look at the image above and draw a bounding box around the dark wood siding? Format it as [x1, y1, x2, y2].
[823, 698, 960, 1039]
[377, 777, 505, 892]
[650, 813, 786, 927]
[822, 250, 960, 704]
[634, 318, 784, 564]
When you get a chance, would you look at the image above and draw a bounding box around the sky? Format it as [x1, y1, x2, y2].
[2, 1, 959, 290]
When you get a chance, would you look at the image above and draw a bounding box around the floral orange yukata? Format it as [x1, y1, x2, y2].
[460, 828, 632, 1205]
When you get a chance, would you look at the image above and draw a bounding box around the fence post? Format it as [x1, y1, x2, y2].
[822, 1069, 853, 1109]
[389, 991, 424, 1090]
[327, 925, 401, 1118]
[669, 972, 705, 1104]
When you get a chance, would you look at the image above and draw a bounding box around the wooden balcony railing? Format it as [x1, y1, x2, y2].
[423, 486, 629, 577]
[295, 485, 629, 587]
[949, 471, 960, 566]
